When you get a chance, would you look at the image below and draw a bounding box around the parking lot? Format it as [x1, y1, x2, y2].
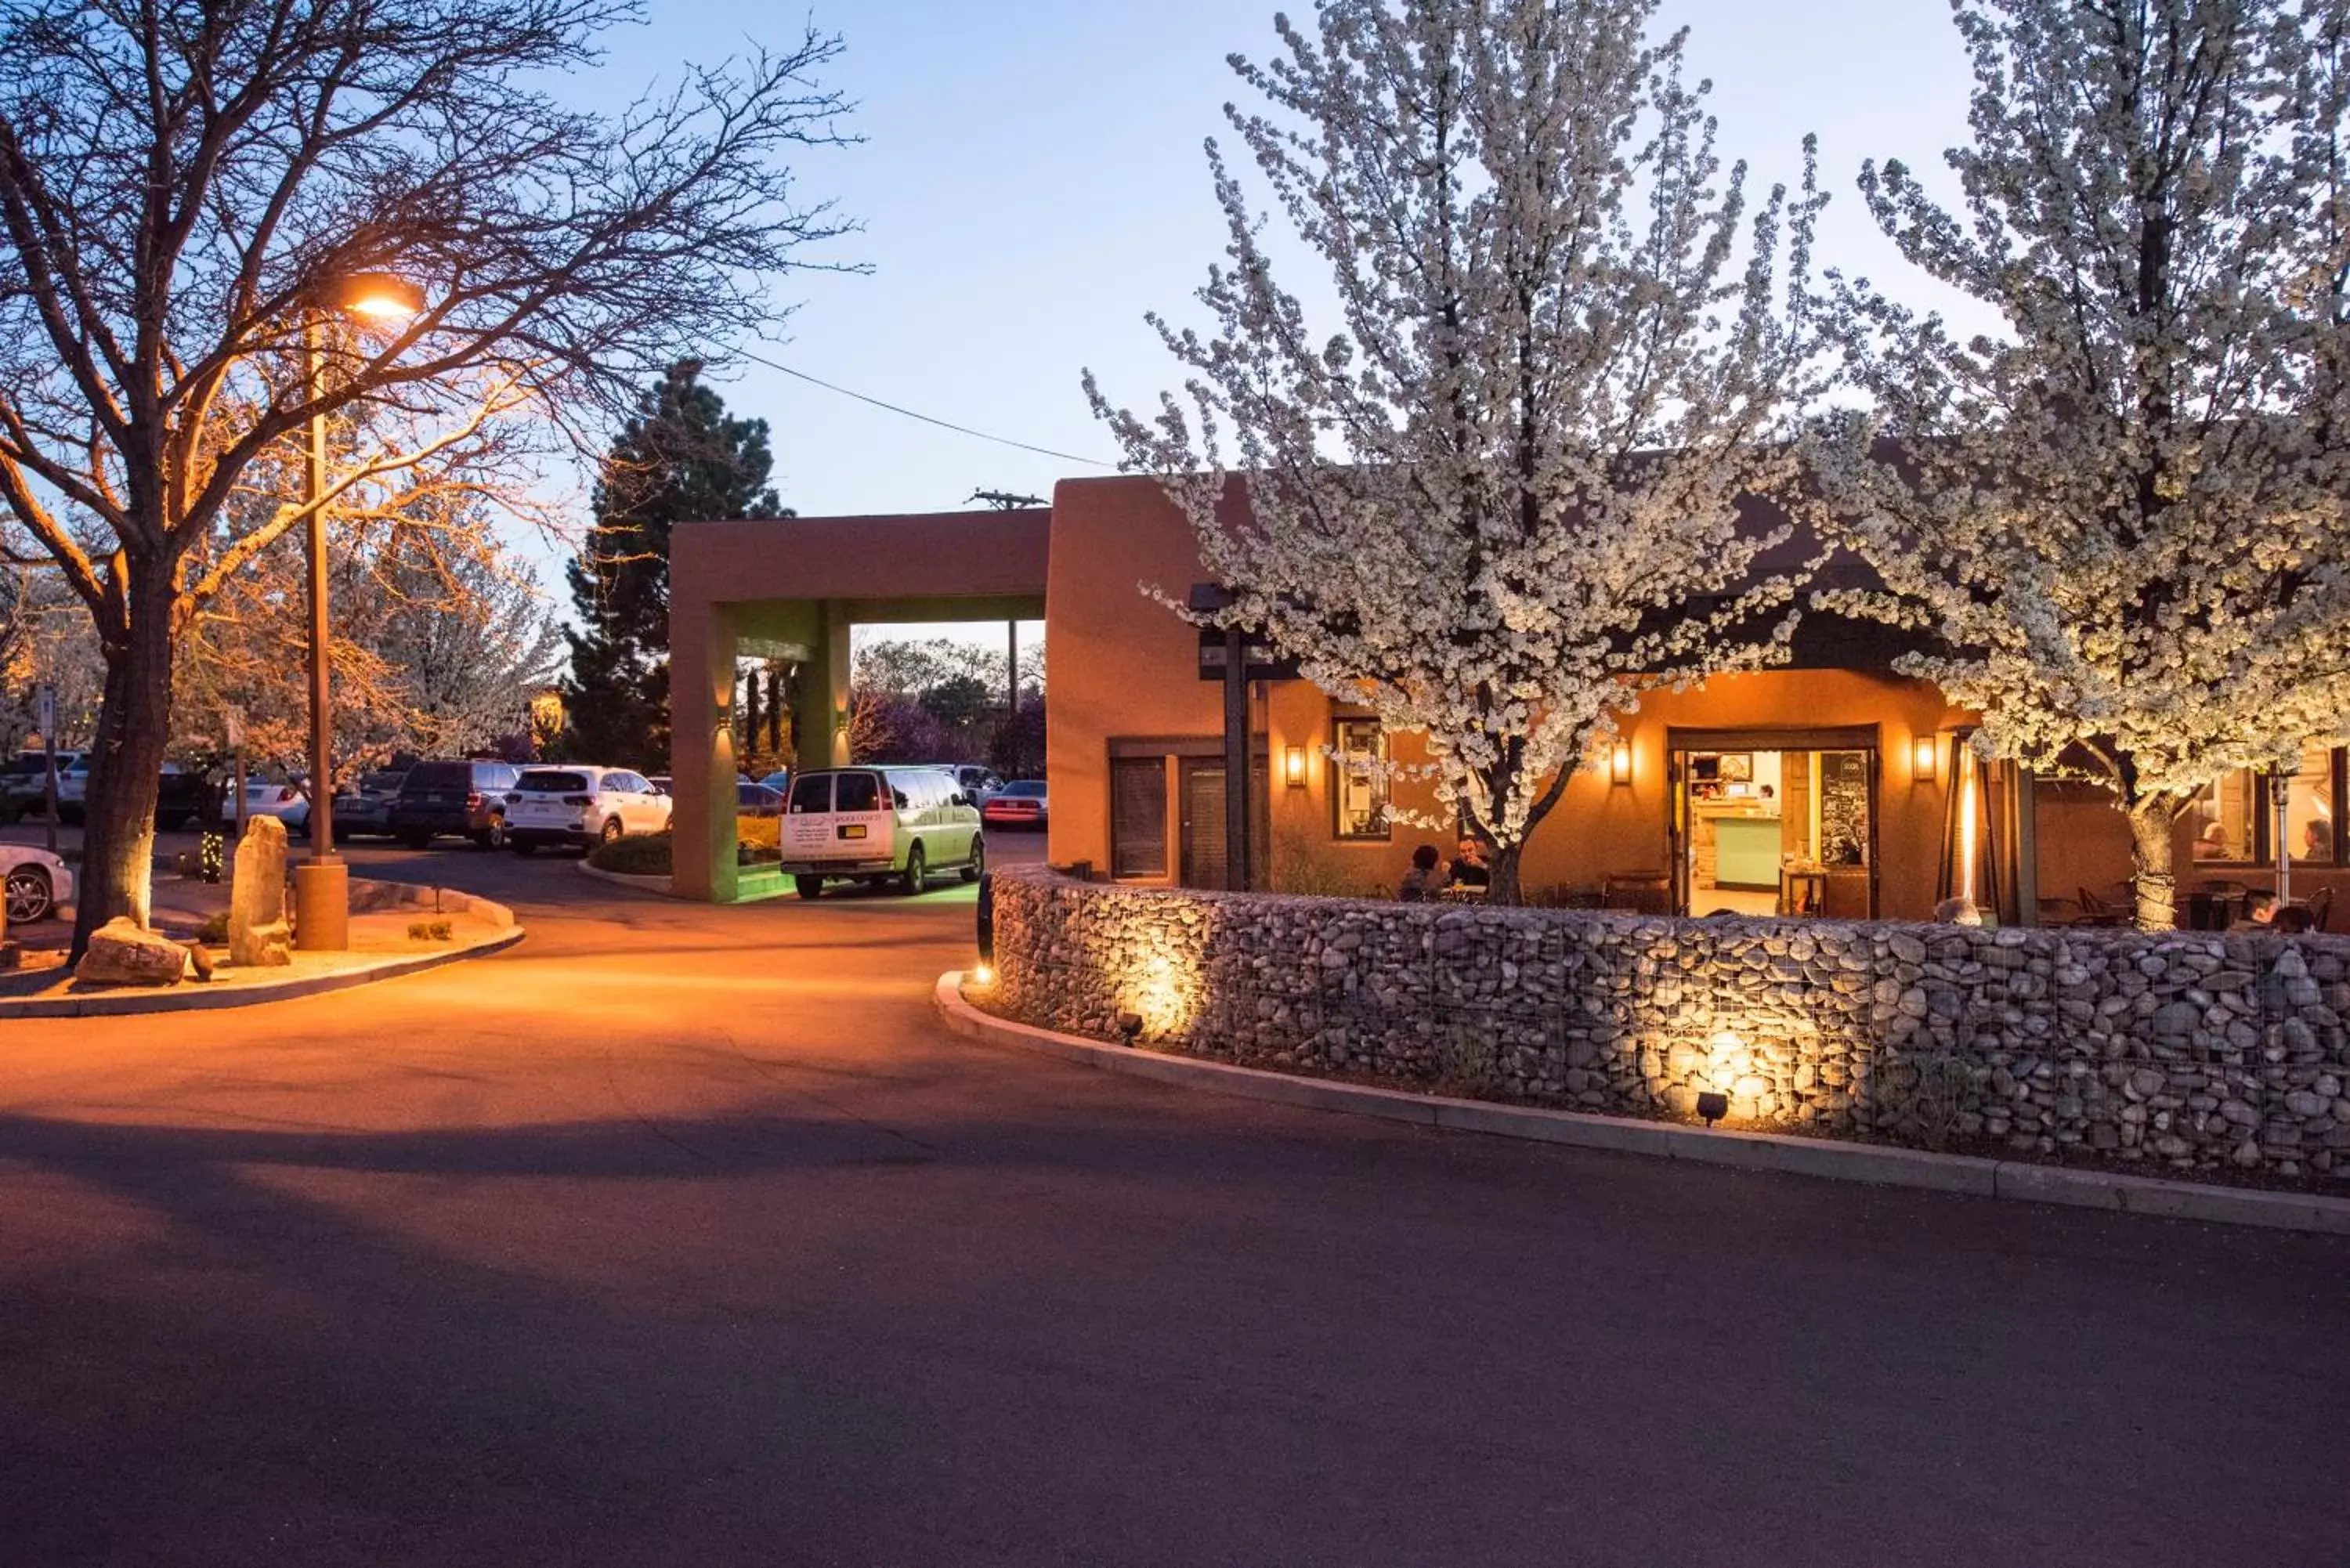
[0, 812, 1052, 948]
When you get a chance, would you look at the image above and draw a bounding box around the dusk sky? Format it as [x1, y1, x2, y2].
[593, 0, 1983, 525]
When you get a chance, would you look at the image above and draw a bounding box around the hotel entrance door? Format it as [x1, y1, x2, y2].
[1667, 727, 1879, 919]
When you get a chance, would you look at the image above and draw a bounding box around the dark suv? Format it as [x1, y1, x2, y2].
[389, 759, 519, 848]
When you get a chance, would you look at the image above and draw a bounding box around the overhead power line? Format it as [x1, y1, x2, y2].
[738, 347, 1118, 470]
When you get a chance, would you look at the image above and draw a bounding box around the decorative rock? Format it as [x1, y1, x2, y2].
[230, 816, 293, 967]
[987, 869, 2350, 1185]
[74, 917, 190, 988]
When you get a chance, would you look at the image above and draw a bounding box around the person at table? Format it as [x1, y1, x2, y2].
[2229, 891, 2276, 930]
[2305, 818, 2333, 862]
[2193, 822, 2232, 860]
[1398, 844, 1444, 903]
[2272, 904, 2316, 934]
[1447, 837, 1491, 891]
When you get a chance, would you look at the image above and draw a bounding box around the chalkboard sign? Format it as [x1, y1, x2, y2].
[1819, 750, 1871, 865]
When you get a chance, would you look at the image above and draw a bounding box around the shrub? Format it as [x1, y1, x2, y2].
[407, 919, 454, 941]
[736, 815, 782, 864]
[194, 910, 230, 945]
[588, 833, 673, 876]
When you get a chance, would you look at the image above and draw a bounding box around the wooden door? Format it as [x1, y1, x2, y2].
[1180, 760, 1228, 891]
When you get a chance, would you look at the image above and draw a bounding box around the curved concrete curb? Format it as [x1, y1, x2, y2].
[573, 860, 680, 898]
[935, 973, 2350, 1237]
[2, 878, 523, 1018]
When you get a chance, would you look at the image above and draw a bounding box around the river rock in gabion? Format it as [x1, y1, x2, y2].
[985, 868, 2350, 1185]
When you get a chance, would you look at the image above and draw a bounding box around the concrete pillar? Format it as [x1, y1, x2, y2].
[671, 598, 739, 903]
[791, 604, 852, 772]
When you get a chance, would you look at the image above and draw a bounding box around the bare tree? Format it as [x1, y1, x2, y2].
[0, 0, 858, 954]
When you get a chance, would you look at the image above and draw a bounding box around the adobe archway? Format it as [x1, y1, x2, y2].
[668, 508, 1048, 901]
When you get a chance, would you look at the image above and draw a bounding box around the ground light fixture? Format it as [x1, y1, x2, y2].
[1913, 733, 1940, 782]
[1285, 745, 1307, 788]
[1117, 1012, 1144, 1040]
[1696, 1090, 1730, 1126]
[974, 873, 995, 982]
[1609, 741, 1633, 786]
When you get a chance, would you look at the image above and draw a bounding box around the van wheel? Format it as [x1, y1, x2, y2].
[899, 842, 926, 896]
[961, 835, 985, 883]
[794, 873, 824, 900]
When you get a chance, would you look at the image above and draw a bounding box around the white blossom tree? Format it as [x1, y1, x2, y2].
[1086, 0, 1824, 903]
[1811, 0, 2350, 930]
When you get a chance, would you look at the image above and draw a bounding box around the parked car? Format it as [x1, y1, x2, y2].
[916, 763, 1003, 806]
[780, 764, 983, 899]
[389, 759, 520, 848]
[738, 782, 784, 818]
[0, 751, 81, 824]
[47, 757, 206, 829]
[0, 844, 73, 923]
[153, 765, 208, 830]
[230, 776, 312, 833]
[981, 778, 1048, 830]
[328, 769, 407, 840]
[504, 766, 671, 853]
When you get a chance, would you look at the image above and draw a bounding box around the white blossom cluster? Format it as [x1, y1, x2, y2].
[1086, 0, 1824, 891]
[1812, 0, 2350, 923]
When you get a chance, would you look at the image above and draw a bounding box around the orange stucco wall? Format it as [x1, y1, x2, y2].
[1047, 475, 1987, 921]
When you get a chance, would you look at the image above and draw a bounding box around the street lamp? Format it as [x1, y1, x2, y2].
[293, 271, 425, 952]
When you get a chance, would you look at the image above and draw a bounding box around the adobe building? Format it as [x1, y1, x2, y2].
[669, 478, 2347, 927]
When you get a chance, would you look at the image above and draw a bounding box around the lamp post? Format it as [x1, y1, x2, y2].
[293, 272, 425, 952]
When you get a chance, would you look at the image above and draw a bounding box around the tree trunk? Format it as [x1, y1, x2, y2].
[2128, 800, 2181, 933]
[1486, 840, 1525, 906]
[71, 578, 176, 959]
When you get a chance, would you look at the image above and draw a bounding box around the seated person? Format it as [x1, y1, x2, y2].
[1447, 837, 1491, 891]
[2228, 891, 2276, 930]
[2305, 818, 2334, 863]
[1397, 844, 1443, 903]
[2193, 822, 2232, 860]
[2272, 904, 2316, 934]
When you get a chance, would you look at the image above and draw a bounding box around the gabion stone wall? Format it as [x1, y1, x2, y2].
[985, 868, 2350, 1183]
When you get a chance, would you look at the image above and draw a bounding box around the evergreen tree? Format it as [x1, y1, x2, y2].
[562, 363, 784, 768]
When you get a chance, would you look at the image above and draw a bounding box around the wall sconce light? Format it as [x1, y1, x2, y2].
[1696, 1090, 1729, 1126]
[1913, 734, 1939, 782]
[1609, 742, 1633, 786]
[1284, 745, 1308, 789]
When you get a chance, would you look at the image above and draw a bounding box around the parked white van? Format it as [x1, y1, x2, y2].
[782, 765, 984, 898]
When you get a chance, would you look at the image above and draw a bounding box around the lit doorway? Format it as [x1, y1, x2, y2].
[1668, 728, 1879, 919]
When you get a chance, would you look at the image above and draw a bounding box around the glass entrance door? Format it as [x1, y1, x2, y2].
[1668, 737, 1878, 919]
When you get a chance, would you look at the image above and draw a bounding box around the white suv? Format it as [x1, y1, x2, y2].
[504, 766, 671, 853]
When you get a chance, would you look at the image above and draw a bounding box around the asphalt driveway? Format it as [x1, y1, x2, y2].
[1, 841, 2344, 1565]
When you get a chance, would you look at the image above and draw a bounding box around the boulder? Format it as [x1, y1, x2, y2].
[74, 917, 190, 987]
[230, 816, 292, 967]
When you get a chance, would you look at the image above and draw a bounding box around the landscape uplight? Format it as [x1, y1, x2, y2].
[1696, 1090, 1730, 1126]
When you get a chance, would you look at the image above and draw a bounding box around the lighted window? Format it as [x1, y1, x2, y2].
[2186, 768, 2259, 863]
[1332, 717, 1389, 840]
[2284, 744, 2339, 865]
[2186, 746, 2345, 865]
